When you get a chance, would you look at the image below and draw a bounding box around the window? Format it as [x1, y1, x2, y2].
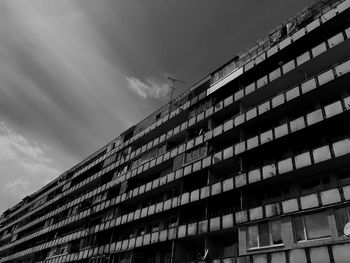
[112, 165, 129, 180]
[92, 192, 107, 205]
[293, 211, 330, 241]
[338, 170, 350, 184]
[166, 217, 178, 228]
[152, 223, 160, 232]
[137, 226, 146, 235]
[185, 145, 207, 163]
[335, 207, 350, 235]
[47, 244, 70, 258]
[104, 207, 116, 221]
[103, 153, 116, 167]
[80, 235, 96, 249]
[247, 220, 282, 249]
[300, 176, 331, 194]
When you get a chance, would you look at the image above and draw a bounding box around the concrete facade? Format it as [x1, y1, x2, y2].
[1, 0, 350, 262]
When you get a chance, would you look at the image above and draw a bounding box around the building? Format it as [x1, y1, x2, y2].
[1, 0, 350, 262]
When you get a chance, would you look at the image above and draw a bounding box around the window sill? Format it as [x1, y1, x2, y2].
[296, 236, 331, 243]
[46, 252, 68, 260]
[247, 243, 284, 251]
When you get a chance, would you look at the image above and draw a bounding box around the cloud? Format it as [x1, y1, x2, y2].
[126, 76, 171, 99]
[0, 122, 60, 213]
[0, 0, 145, 164]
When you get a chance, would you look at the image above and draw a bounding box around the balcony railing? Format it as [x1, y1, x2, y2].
[235, 184, 348, 224]
[209, 0, 348, 89]
[3, 56, 350, 250]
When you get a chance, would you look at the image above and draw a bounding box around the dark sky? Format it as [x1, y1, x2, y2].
[0, 0, 315, 213]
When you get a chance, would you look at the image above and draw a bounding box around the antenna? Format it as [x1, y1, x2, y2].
[167, 76, 185, 112]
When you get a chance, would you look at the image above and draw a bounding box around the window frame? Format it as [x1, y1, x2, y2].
[185, 144, 207, 164]
[293, 211, 331, 242]
[247, 220, 283, 249]
[335, 206, 350, 235]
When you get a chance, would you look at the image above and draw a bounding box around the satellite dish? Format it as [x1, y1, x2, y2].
[344, 222, 350, 237]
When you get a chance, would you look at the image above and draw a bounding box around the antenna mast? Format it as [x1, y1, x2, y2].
[167, 76, 185, 112]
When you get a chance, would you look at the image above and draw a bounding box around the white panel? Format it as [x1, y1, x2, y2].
[306, 19, 320, 33]
[292, 28, 306, 42]
[313, 145, 332, 163]
[279, 36, 292, 50]
[275, 123, 289, 138]
[321, 9, 336, 23]
[321, 189, 341, 205]
[283, 60, 295, 74]
[258, 101, 271, 115]
[234, 114, 245, 126]
[296, 51, 310, 66]
[223, 178, 234, 192]
[300, 193, 319, 209]
[249, 206, 263, 221]
[282, 198, 299, 213]
[290, 117, 305, 132]
[333, 138, 350, 157]
[262, 164, 277, 179]
[307, 109, 323, 125]
[271, 252, 286, 263]
[247, 136, 259, 150]
[332, 243, 350, 263]
[248, 168, 261, 183]
[328, 32, 344, 48]
[253, 254, 267, 263]
[309, 246, 331, 263]
[235, 211, 248, 223]
[245, 82, 256, 95]
[222, 214, 234, 229]
[187, 223, 197, 236]
[272, 94, 285, 108]
[246, 108, 257, 121]
[269, 68, 281, 82]
[301, 78, 317, 94]
[265, 203, 281, 217]
[267, 45, 278, 57]
[342, 185, 350, 200]
[335, 59, 350, 76]
[235, 141, 246, 155]
[235, 173, 247, 188]
[337, 0, 350, 13]
[286, 86, 300, 101]
[257, 75, 268, 89]
[317, 69, 334, 86]
[260, 130, 273, 144]
[294, 152, 312, 169]
[210, 217, 221, 231]
[208, 67, 243, 95]
[324, 101, 343, 118]
[234, 89, 244, 101]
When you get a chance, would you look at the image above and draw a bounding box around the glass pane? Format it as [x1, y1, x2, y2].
[271, 220, 283, 244]
[248, 225, 258, 248]
[305, 212, 331, 239]
[259, 222, 270, 246]
[192, 149, 200, 160]
[294, 216, 305, 241]
[335, 208, 349, 234]
[186, 153, 191, 163]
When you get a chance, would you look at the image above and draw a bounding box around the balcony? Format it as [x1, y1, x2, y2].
[235, 184, 347, 224]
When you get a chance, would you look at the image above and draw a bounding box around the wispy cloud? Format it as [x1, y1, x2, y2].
[126, 76, 171, 99]
[0, 122, 60, 213]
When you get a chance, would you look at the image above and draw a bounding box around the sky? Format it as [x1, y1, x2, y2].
[0, 0, 315, 214]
